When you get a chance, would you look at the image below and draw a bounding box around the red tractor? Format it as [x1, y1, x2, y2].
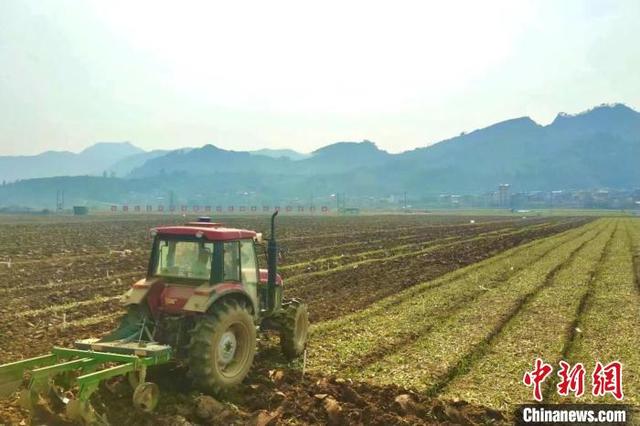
[0, 212, 309, 423]
[105, 211, 309, 391]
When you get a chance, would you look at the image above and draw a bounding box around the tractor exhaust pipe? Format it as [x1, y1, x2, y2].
[267, 210, 278, 311]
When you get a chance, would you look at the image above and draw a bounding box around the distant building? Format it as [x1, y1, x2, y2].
[498, 184, 510, 208]
[73, 206, 89, 215]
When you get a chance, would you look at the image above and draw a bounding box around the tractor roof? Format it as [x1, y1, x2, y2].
[152, 224, 257, 241]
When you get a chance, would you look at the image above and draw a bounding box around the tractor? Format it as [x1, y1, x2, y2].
[0, 211, 309, 424]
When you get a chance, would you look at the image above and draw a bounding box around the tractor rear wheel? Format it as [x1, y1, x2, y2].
[277, 300, 309, 360]
[187, 300, 256, 394]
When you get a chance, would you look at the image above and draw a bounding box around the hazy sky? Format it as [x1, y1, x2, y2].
[0, 0, 638, 156]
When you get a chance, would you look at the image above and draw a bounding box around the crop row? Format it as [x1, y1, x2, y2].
[288, 218, 592, 321]
[310, 218, 640, 412]
[439, 221, 615, 409]
[548, 219, 640, 405]
[280, 220, 563, 276]
[278, 217, 553, 260]
[309, 220, 604, 378]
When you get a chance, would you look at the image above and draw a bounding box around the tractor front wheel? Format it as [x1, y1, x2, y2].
[187, 300, 256, 394]
[277, 300, 309, 360]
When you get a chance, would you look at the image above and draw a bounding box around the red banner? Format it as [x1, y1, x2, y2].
[110, 205, 329, 213]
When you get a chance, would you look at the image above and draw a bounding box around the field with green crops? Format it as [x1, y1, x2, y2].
[310, 218, 640, 418]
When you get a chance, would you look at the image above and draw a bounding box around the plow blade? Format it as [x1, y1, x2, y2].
[0, 339, 172, 424]
[0, 354, 57, 397]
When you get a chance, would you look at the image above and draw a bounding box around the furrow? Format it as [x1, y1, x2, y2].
[424, 224, 610, 398]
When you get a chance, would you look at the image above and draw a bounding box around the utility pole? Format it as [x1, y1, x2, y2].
[56, 190, 65, 213]
[169, 190, 175, 211]
[335, 192, 347, 213]
[403, 191, 407, 212]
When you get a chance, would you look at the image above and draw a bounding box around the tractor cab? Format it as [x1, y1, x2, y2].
[125, 217, 283, 318]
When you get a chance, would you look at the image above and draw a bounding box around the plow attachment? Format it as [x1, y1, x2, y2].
[0, 339, 172, 424]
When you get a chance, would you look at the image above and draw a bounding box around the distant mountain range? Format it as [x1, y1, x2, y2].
[1, 103, 639, 208]
[391, 103, 640, 192]
[0, 142, 143, 182]
[0, 144, 311, 182]
[249, 149, 310, 161]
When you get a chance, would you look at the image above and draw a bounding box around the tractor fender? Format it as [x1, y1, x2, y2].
[121, 278, 166, 318]
[122, 278, 154, 306]
[182, 282, 257, 316]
